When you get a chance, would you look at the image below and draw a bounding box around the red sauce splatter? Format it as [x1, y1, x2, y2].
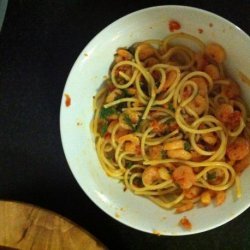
[64, 94, 71, 107]
[169, 20, 181, 32]
[179, 216, 192, 230]
[209, 23, 213, 27]
[198, 28, 203, 34]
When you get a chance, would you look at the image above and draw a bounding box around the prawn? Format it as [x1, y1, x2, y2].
[163, 140, 185, 150]
[204, 64, 220, 80]
[118, 134, 140, 145]
[200, 191, 212, 206]
[182, 77, 208, 99]
[118, 134, 140, 154]
[142, 166, 160, 186]
[205, 43, 226, 64]
[191, 77, 208, 97]
[148, 145, 163, 160]
[126, 110, 140, 123]
[215, 103, 241, 129]
[137, 44, 155, 61]
[119, 111, 140, 130]
[188, 95, 207, 116]
[201, 132, 217, 145]
[206, 169, 225, 185]
[107, 120, 118, 133]
[142, 165, 169, 186]
[215, 103, 234, 123]
[194, 52, 208, 71]
[115, 48, 133, 62]
[215, 191, 226, 206]
[184, 186, 202, 199]
[172, 165, 196, 189]
[144, 57, 159, 67]
[126, 87, 137, 95]
[163, 139, 192, 160]
[106, 89, 122, 103]
[161, 71, 177, 92]
[151, 120, 168, 134]
[115, 128, 130, 139]
[175, 201, 194, 213]
[167, 149, 192, 160]
[226, 137, 250, 161]
[124, 142, 137, 153]
[234, 153, 250, 173]
[222, 81, 241, 99]
[190, 150, 206, 162]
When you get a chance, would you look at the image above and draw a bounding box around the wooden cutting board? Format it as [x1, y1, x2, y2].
[0, 201, 107, 250]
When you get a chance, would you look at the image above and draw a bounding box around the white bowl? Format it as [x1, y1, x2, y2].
[60, 6, 250, 235]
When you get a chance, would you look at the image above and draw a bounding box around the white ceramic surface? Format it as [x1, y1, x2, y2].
[0, 0, 8, 31]
[60, 6, 250, 235]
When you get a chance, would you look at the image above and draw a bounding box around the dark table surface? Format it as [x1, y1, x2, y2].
[1, 1, 250, 249]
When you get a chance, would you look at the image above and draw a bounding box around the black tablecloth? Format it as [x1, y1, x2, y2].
[1, 1, 250, 249]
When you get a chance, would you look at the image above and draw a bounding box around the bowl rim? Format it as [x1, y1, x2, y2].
[60, 5, 250, 236]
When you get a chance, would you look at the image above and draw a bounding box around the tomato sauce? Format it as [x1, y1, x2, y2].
[64, 94, 71, 107]
[169, 20, 181, 32]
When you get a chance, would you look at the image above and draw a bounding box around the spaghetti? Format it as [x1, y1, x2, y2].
[91, 33, 250, 213]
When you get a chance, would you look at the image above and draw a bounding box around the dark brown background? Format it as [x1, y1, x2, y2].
[1, 1, 250, 249]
